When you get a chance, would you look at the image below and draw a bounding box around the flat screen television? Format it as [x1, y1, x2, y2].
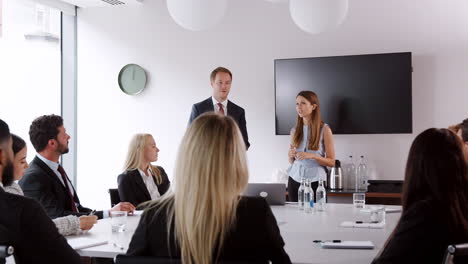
[274, 52, 412, 135]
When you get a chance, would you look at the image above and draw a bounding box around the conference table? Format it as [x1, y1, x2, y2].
[67, 203, 401, 264]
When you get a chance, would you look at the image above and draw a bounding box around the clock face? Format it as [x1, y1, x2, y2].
[118, 64, 147, 95]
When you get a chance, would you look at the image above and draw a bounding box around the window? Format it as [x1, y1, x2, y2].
[0, 0, 61, 162]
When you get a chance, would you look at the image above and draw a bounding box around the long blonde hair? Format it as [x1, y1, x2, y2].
[292, 91, 324, 150]
[123, 133, 162, 184]
[149, 113, 249, 264]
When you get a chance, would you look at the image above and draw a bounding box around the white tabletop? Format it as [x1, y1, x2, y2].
[67, 203, 401, 264]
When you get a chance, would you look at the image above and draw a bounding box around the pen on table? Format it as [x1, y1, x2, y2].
[355, 221, 378, 224]
[313, 240, 342, 243]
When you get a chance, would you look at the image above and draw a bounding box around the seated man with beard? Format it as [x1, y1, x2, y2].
[19, 114, 135, 219]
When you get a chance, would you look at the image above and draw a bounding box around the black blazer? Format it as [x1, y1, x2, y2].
[0, 188, 82, 264]
[19, 156, 104, 219]
[189, 97, 250, 149]
[127, 196, 291, 264]
[117, 166, 171, 208]
[372, 199, 468, 264]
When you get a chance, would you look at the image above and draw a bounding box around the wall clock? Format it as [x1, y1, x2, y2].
[118, 64, 147, 95]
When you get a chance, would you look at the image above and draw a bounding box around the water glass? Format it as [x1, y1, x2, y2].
[370, 205, 386, 224]
[110, 211, 127, 232]
[353, 192, 366, 208]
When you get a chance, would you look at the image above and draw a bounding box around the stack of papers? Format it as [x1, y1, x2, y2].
[340, 221, 385, 229]
[67, 237, 108, 250]
[321, 240, 375, 249]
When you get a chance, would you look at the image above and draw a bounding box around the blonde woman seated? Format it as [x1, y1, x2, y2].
[118, 134, 170, 208]
[127, 113, 291, 264]
[3, 134, 97, 236]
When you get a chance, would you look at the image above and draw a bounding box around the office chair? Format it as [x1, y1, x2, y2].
[442, 243, 468, 264]
[115, 255, 268, 264]
[108, 188, 121, 207]
[0, 245, 14, 264]
[0, 224, 13, 264]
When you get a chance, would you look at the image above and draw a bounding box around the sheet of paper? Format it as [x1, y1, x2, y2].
[67, 237, 108, 250]
[340, 221, 385, 229]
[321, 240, 375, 249]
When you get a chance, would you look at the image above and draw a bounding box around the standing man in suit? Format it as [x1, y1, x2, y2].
[0, 118, 82, 264]
[19, 114, 135, 219]
[189, 67, 250, 149]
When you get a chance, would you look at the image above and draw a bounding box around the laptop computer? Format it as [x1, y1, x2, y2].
[243, 183, 286, 205]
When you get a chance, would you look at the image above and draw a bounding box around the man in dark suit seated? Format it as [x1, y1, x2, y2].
[0, 119, 82, 264]
[19, 114, 135, 219]
[189, 67, 250, 149]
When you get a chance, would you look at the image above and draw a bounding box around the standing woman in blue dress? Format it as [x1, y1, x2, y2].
[287, 91, 336, 202]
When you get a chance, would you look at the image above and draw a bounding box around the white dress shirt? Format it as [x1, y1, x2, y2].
[212, 96, 228, 115]
[138, 167, 160, 200]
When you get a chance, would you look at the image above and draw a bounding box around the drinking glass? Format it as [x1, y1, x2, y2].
[110, 211, 127, 232]
[370, 205, 386, 224]
[353, 193, 366, 208]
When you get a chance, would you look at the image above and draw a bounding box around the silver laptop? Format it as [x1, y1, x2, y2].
[243, 183, 286, 205]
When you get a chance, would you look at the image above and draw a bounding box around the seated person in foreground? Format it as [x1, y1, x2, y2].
[127, 113, 291, 264]
[372, 128, 468, 264]
[3, 134, 97, 235]
[0, 119, 81, 264]
[118, 133, 170, 208]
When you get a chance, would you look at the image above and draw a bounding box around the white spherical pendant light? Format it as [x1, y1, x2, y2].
[167, 0, 228, 31]
[289, 0, 348, 34]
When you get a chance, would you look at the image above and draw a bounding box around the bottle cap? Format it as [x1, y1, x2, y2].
[335, 159, 341, 167]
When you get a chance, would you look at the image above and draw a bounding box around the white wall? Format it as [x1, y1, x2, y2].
[76, 0, 468, 209]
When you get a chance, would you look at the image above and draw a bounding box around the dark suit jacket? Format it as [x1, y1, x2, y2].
[127, 196, 291, 263]
[0, 188, 82, 264]
[189, 97, 250, 149]
[372, 199, 468, 264]
[19, 156, 104, 219]
[117, 166, 171, 208]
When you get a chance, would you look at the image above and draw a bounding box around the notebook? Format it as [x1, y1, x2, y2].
[321, 240, 375, 249]
[67, 237, 108, 250]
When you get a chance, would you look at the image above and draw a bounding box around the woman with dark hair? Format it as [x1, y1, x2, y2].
[372, 128, 468, 264]
[3, 134, 28, 195]
[287, 91, 335, 201]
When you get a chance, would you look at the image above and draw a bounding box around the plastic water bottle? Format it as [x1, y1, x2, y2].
[316, 179, 326, 211]
[298, 177, 305, 210]
[346, 155, 357, 191]
[357, 155, 368, 191]
[304, 179, 314, 213]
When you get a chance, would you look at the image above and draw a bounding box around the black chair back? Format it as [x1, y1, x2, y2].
[0, 224, 14, 263]
[0, 245, 14, 264]
[108, 188, 121, 207]
[442, 243, 468, 264]
[115, 255, 268, 264]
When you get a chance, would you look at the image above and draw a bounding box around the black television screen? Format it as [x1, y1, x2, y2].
[274, 52, 412, 135]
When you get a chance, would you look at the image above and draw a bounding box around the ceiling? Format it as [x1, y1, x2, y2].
[60, 0, 143, 8]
